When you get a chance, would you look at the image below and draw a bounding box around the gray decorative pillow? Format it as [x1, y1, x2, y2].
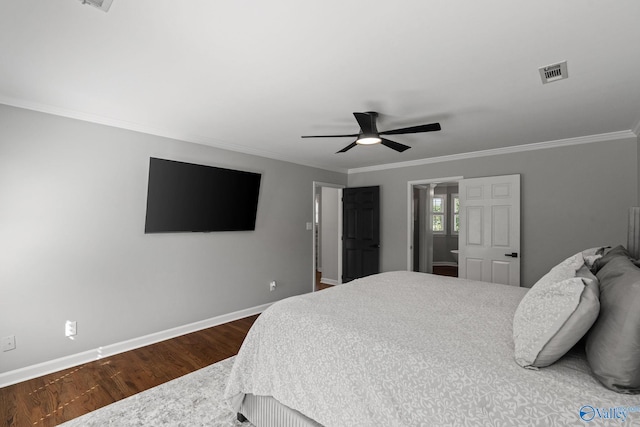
[591, 245, 629, 273]
[586, 255, 640, 393]
[581, 246, 607, 269]
[513, 252, 600, 369]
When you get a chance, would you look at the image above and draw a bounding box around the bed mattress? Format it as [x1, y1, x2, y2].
[225, 271, 640, 426]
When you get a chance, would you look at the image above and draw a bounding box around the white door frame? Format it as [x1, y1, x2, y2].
[313, 181, 345, 292]
[406, 176, 464, 271]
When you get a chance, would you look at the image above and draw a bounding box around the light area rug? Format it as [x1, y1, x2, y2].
[60, 356, 251, 427]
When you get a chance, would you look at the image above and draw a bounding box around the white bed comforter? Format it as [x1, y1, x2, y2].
[224, 271, 640, 426]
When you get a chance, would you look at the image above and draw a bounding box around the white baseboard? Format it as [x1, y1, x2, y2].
[320, 277, 340, 286]
[0, 302, 272, 388]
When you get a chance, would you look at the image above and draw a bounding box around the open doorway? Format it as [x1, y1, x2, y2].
[407, 174, 521, 286]
[407, 177, 463, 275]
[312, 182, 344, 292]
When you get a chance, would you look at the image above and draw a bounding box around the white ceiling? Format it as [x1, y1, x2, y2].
[1, 1, 639, 173]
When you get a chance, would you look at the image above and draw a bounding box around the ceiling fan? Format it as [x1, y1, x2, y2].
[301, 112, 441, 153]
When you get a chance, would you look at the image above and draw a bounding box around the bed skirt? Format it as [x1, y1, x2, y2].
[239, 394, 323, 427]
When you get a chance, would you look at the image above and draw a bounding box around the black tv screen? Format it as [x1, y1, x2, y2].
[144, 157, 261, 233]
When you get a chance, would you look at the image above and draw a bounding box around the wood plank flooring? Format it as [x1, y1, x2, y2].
[0, 315, 258, 427]
[432, 265, 458, 277]
[315, 270, 334, 291]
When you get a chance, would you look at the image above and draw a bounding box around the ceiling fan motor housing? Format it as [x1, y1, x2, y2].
[355, 112, 381, 143]
[300, 111, 441, 153]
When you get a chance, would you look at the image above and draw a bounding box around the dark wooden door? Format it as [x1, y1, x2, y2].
[342, 186, 380, 282]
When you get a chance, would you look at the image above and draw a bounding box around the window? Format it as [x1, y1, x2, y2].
[431, 194, 446, 233]
[452, 194, 460, 234]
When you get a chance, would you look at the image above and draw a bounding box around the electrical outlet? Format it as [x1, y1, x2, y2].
[65, 320, 77, 338]
[1, 335, 16, 352]
[269, 280, 277, 291]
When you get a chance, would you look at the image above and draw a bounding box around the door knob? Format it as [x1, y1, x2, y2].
[504, 252, 518, 258]
[370, 244, 381, 248]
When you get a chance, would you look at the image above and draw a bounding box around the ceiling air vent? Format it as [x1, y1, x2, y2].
[539, 61, 568, 84]
[79, 0, 113, 12]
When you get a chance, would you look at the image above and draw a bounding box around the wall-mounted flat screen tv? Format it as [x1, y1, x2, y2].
[144, 157, 261, 233]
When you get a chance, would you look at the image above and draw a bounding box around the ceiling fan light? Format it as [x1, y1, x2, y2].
[356, 136, 382, 145]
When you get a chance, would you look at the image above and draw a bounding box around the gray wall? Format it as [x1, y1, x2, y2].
[348, 138, 638, 287]
[0, 104, 346, 373]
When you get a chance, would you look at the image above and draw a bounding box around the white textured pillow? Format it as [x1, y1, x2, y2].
[513, 252, 600, 369]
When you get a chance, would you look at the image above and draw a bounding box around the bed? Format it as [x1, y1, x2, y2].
[224, 264, 640, 426]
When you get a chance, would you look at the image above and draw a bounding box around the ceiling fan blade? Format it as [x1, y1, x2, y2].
[336, 141, 358, 153]
[353, 112, 378, 134]
[380, 122, 441, 135]
[301, 133, 360, 138]
[381, 138, 411, 152]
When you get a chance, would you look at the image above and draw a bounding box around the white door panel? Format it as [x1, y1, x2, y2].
[466, 258, 484, 281]
[459, 174, 521, 286]
[466, 206, 483, 245]
[491, 260, 512, 285]
[492, 206, 511, 247]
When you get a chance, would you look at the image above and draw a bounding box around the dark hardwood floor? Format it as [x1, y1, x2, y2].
[2, 274, 332, 427]
[315, 270, 334, 291]
[432, 265, 458, 277]
[0, 315, 258, 427]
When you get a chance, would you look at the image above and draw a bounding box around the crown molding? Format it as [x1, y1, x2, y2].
[2, 97, 634, 177]
[0, 97, 347, 174]
[347, 130, 637, 174]
[632, 118, 640, 137]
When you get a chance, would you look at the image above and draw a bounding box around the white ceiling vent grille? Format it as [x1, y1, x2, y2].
[539, 61, 568, 84]
[79, 0, 113, 12]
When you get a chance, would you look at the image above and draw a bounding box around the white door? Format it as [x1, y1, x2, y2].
[459, 174, 520, 286]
